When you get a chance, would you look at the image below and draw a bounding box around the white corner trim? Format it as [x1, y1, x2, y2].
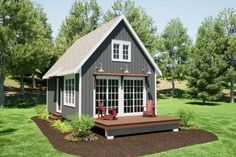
[154, 71, 157, 116]
[46, 79, 48, 113]
[78, 68, 82, 116]
[73, 15, 162, 76]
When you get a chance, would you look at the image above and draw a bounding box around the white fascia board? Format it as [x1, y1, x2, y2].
[73, 16, 124, 74]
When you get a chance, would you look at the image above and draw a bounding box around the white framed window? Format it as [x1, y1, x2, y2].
[64, 75, 75, 107]
[111, 39, 131, 62]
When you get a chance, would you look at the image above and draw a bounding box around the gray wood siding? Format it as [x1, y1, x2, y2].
[81, 21, 155, 116]
[47, 78, 56, 113]
[47, 75, 80, 118]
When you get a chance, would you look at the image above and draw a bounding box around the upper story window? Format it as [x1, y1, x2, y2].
[64, 75, 75, 107]
[111, 39, 131, 62]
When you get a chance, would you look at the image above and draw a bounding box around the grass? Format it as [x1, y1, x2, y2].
[147, 98, 236, 157]
[0, 104, 73, 157]
[0, 99, 236, 157]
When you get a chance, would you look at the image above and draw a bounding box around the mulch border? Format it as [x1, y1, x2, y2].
[32, 116, 218, 157]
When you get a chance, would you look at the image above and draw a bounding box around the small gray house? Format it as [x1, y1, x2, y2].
[43, 15, 162, 118]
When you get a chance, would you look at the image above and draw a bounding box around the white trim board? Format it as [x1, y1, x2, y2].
[78, 68, 82, 116]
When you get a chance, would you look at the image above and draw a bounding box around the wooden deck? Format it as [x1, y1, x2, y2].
[95, 116, 180, 139]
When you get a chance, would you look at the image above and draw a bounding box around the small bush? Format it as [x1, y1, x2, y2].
[176, 107, 194, 127]
[64, 131, 97, 142]
[68, 115, 95, 132]
[51, 120, 73, 133]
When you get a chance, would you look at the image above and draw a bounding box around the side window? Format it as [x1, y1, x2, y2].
[64, 76, 75, 107]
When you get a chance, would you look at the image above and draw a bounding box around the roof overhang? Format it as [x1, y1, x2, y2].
[43, 15, 162, 79]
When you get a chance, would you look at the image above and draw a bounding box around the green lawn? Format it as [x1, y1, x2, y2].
[0, 99, 236, 157]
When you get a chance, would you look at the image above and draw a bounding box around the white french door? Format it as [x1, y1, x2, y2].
[94, 76, 146, 117]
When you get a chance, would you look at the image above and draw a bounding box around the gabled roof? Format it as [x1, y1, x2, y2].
[43, 15, 162, 79]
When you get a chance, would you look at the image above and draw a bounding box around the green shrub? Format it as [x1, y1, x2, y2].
[176, 107, 194, 127]
[68, 115, 95, 132]
[51, 120, 73, 133]
[64, 131, 97, 142]
[34, 106, 49, 120]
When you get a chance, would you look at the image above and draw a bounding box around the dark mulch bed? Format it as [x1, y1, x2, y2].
[32, 117, 218, 157]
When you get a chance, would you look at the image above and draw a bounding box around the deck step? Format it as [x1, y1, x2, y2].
[48, 113, 63, 122]
[52, 112, 62, 117]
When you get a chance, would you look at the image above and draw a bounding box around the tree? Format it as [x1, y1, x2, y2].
[186, 48, 224, 103]
[0, 0, 53, 106]
[55, 0, 101, 57]
[6, 1, 53, 92]
[103, 0, 158, 56]
[156, 18, 191, 96]
[216, 8, 236, 103]
[196, 8, 236, 103]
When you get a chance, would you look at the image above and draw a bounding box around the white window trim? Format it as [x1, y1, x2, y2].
[64, 74, 76, 107]
[111, 39, 131, 62]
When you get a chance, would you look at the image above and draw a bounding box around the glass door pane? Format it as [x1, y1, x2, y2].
[124, 79, 144, 114]
[95, 78, 119, 114]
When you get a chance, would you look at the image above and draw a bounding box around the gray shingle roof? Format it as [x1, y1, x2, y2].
[43, 15, 161, 79]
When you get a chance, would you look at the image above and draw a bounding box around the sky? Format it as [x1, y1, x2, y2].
[33, 0, 236, 41]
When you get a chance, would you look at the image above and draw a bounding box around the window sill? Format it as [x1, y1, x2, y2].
[64, 103, 76, 108]
[111, 59, 131, 62]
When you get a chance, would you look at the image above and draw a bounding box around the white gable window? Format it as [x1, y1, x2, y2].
[64, 75, 75, 107]
[112, 39, 131, 62]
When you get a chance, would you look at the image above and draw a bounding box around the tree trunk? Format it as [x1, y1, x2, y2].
[32, 73, 36, 89]
[20, 74, 24, 94]
[0, 73, 5, 107]
[230, 78, 235, 103]
[203, 98, 205, 104]
[171, 79, 175, 97]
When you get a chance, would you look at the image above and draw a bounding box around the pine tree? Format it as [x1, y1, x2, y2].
[186, 48, 224, 103]
[196, 8, 236, 103]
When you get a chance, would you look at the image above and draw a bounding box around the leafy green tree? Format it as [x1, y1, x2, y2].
[7, 1, 53, 92]
[186, 48, 224, 103]
[0, 0, 25, 105]
[156, 18, 191, 96]
[0, 0, 53, 104]
[55, 0, 101, 57]
[103, 0, 158, 56]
